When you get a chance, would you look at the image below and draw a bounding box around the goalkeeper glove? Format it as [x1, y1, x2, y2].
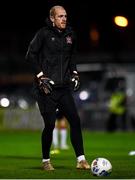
[37, 73, 54, 94]
[71, 71, 80, 91]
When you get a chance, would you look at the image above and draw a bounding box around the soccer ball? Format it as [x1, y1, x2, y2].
[91, 157, 112, 176]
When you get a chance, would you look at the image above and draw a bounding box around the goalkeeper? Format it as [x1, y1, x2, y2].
[25, 5, 90, 171]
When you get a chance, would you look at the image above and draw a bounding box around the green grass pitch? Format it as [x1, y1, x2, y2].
[0, 130, 135, 179]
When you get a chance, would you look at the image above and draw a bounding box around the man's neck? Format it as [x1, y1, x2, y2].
[57, 28, 63, 33]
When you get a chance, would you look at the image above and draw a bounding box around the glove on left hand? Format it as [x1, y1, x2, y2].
[71, 72, 80, 91]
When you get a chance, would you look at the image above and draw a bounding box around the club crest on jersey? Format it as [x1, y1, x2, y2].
[66, 36, 72, 44]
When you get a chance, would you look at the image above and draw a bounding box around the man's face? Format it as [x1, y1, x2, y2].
[51, 8, 67, 30]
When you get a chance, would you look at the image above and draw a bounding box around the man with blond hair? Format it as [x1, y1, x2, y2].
[26, 5, 90, 171]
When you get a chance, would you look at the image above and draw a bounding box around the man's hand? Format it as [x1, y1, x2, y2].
[37, 75, 55, 94]
[71, 71, 80, 91]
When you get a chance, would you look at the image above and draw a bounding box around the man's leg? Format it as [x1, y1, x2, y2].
[37, 94, 56, 170]
[59, 118, 69, 149]
[52, 120, 59, 149]
[52, 118, 68, 150]
[107, 113, 117, 132]
[50, 120, 61, 155]
[41, 111, 56, 159]
[59, 90, 90, 169]
[51, 111, 69, 155]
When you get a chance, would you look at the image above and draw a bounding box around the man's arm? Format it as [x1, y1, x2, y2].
[69, 32, 80, 91]
[69, 31, 78, 73]
[25, 29, 43, 75]
[26, 29, 55, 94]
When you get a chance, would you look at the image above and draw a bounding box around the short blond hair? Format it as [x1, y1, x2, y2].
[49, 5, 65, 18]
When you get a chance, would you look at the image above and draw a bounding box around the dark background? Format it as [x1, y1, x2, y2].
[0, 0, 135, 60]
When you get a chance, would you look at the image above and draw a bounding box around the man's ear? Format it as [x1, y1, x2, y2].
[50, 16, 55, 27]
[50, 16, 54, 23]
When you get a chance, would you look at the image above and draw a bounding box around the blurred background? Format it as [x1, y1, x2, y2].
[0, 0, 135, 131]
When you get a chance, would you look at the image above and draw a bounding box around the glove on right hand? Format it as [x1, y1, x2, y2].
[38, 76, 55, 94]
